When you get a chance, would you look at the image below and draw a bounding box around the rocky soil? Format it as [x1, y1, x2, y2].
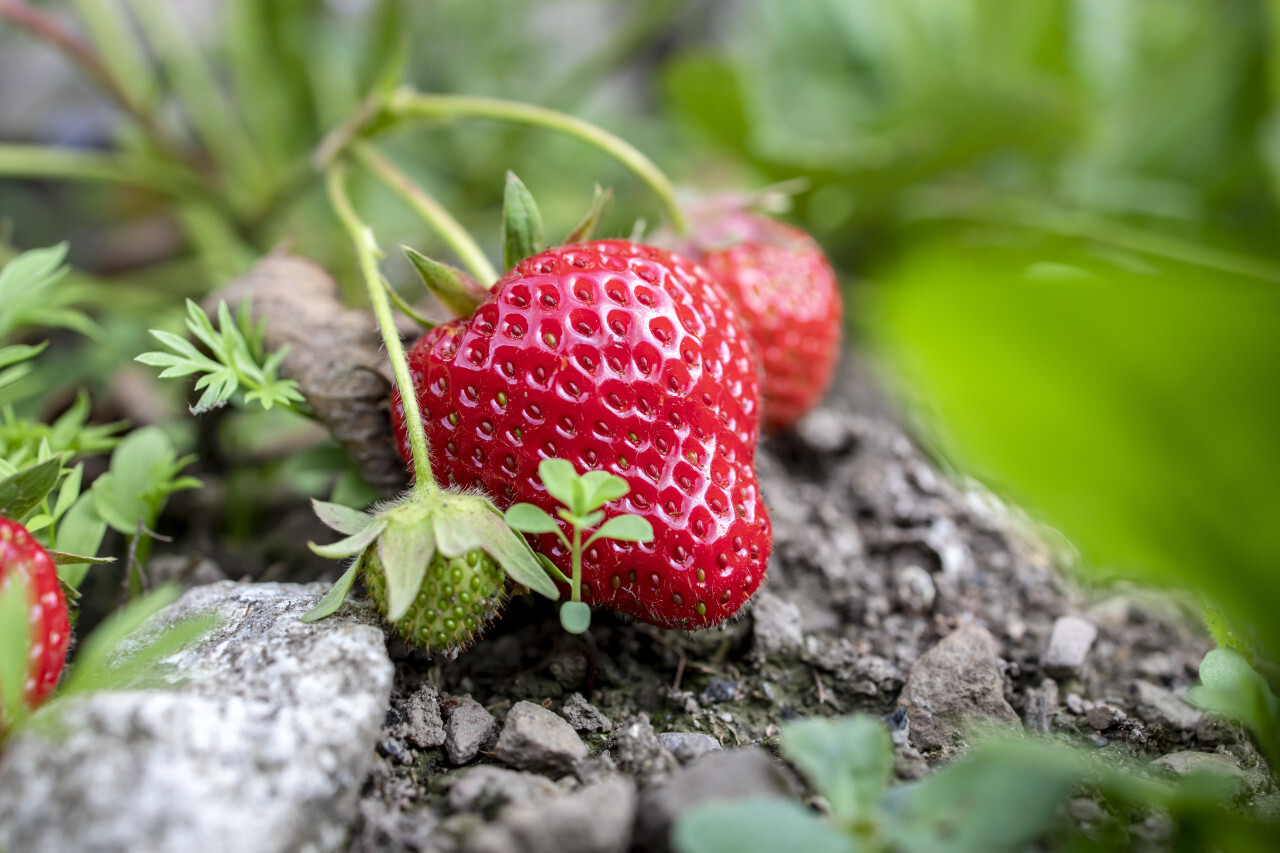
[1, 353, 1270, 853]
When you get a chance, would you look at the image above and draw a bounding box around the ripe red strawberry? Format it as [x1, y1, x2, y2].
[391, 240, 771, 629]
[685, 213, 841, 434]
[0, 517, 70, 711]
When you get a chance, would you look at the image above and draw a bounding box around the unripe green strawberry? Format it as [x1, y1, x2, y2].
[363, 547, 507, 652]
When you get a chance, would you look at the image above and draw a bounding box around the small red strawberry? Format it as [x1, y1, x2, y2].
[682, 212, 842, 434]
[392, 239, 772, 629]
[0, 517, 70, 712]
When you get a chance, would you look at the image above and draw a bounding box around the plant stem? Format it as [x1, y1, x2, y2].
[571, 525, 583, 602]
[0, 0, 176, 158]
[325, 161, 438, 498]
[384, 90, 689, 234]
[351, 142, 499, 285]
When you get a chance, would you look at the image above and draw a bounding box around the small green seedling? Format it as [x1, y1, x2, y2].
[504, 458, 654, 634]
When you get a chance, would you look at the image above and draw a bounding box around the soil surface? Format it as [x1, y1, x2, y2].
[329, 354, 1267, 851]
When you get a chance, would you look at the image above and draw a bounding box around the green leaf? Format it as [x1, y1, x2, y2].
[91, 426, 199, 534]
[560, 601, 592, 634]
[0, 342, 47, 370]
[876, 246, 1280, 661]
[586, 514, 653, 546]
[0, 573, 31, 728]
[504, 502, 562, 534]
[673, 797, 860, 853]
[502, 171, 545, 272]
[403, 247, 484, 317]
[301, 558, 362, 623]
[137, 299, 303, 414]
[537, 458, 579, 510]
[54, 492, 107, 590]
[580, 470, 629, 510]
[564, 185, 613, 245]
[311, 498, 374, 536]
[58, 585, 221, 696]
[559, 508, 605, 530]
[0, 457, 61, 521]
[1203, 606, 1255, 660]
[47, 550, 114, 566]
[885, 740, 1083, 853]
[379, 517, 436, 623]
[781, 715, 894, 824]
[1190, 647, 1280, 766]
[308, 518, 386, 559]
[0, 243, 92, 342]
[51, 463, 83, 524]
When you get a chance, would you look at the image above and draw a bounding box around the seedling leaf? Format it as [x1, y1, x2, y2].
[587, 514, 653, 546]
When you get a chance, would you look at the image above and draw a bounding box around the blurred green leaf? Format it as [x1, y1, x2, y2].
[57, 585, 220, 696]
[877, 245, 1280, 660]
[1191, 647, 1280, 767]
[781, 715, 894, 825]
[673, 797, 860, 853]
[0, 457, 61, 522]
[54, 492, 108, 590]
[91, 426, 200, 535]
[885, 740, 1082, 853]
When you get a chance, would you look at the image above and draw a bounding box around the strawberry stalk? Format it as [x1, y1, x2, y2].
[350, 141, 499, 286]
[308, 161, 560, 651]
[316, 88, 688, 237]
[325, 161, 437, 498]
[385, 91, 688, 235]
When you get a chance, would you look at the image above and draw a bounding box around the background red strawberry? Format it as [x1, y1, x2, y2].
[391, 240, 771, 629]
[1, 517, 70, 710]
[686, 212, 842, 434]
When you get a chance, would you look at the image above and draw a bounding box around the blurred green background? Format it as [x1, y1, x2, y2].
[1, 0, 1278, 656]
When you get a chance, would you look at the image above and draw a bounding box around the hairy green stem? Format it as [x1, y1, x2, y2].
[384, 90, 689, 234]
[571, 524, 583, 603]
[352, 142, 499, 285]
[325, 161, 438, 498]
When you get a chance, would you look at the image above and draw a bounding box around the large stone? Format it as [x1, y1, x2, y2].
[896, 623, 1021, 752]
[493, 701, 588, 776]
[0, 581, 393, 853]
[633, 748, 801, 853]
[463, 776, 636, 853]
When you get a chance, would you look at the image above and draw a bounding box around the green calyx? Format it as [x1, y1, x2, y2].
[302, 490, 560, 648]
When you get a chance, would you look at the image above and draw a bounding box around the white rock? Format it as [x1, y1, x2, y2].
[1043, 615, 1098, 676]
[0, 581, 393, 853]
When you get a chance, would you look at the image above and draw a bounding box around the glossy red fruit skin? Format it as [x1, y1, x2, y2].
[691, 214, 841, 434]
[0, 517, 70, 710]
[392, 240, 771, 629]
